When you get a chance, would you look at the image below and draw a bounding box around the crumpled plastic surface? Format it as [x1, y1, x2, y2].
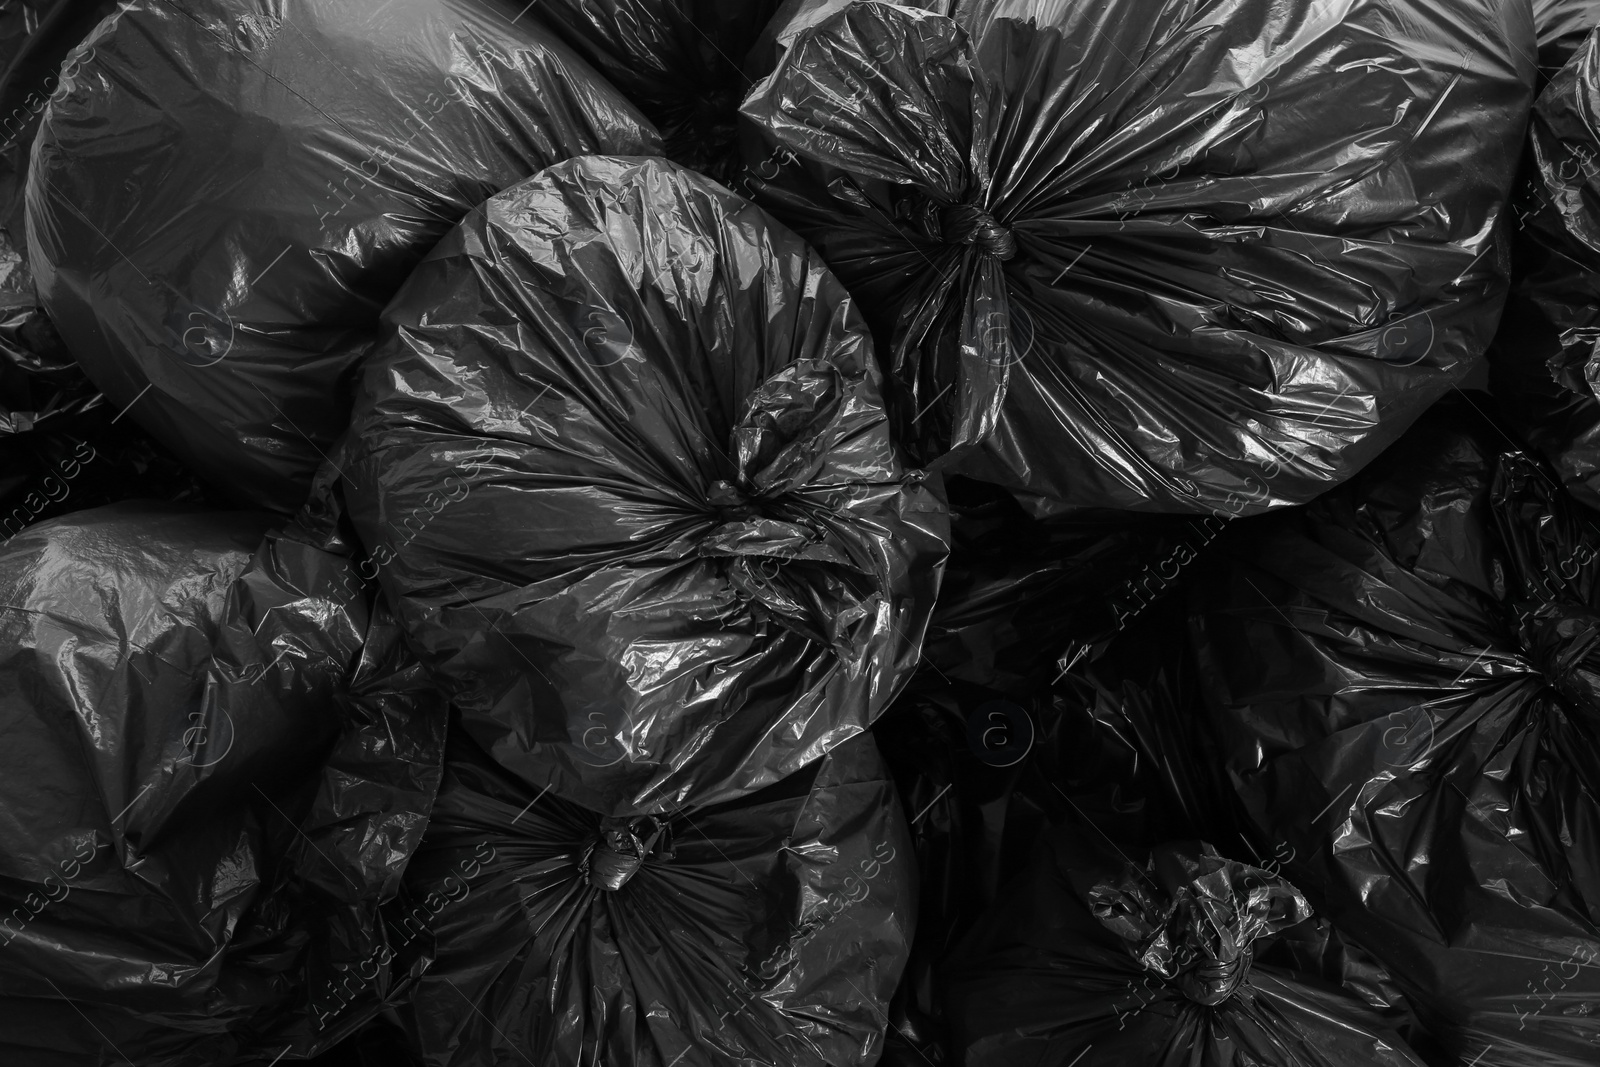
[250, 520, 450, 1058]
[1491, 27, 1600, 513]
[0, 0, 208, 529]
[531, 0, 786, 183]
[1191, 393, 1600, 1065]
[27, 0, 661, 516]
[0, 0, 117, 289]
[942, 827, 1426, 1067]
[740, 0, 1535, 517]
[1535, 0, 1600, 79]
[304, 1019, 423, 1067]
[340, 154, 949, 817]
[0, 503, 448, 1064]
[386, 728, 914, 1067]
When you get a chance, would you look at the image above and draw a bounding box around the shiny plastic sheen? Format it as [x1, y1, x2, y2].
[943, 828, 1427, 1067]
[1491, 27, 1600, 512]
[390, 730, 913, 1067]
[741, 0, 1535, 517]
[27, 0, 661, 515]
[531, 0, 786, 182]
[1193, 396, 1600, 1065]
[341, 155, 949, 817]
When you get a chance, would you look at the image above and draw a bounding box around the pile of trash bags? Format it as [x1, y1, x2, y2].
[28, 0, 660, 514]
[16, 0, 1600, 1065]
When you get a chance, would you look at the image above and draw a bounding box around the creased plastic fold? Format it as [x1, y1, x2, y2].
[28, 0, 661, 514]
[341, 154, 949, 817]
[742, 0, 1535, 517]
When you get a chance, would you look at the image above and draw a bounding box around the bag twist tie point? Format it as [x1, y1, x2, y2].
[940, 201, 1016, 260]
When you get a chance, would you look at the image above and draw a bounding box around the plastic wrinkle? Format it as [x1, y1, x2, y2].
[339, 154, 949, 818]
[1192, 394, 1600, 1066]
[27, 0, 660, 514]
[742, 0, 1536, 516]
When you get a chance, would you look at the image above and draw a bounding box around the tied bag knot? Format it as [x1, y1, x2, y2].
[699, 480, 874, 653]
[584, 816, 670, 891]
[1517, 600, 1600, 713]
[1089, 843, 1312, 1008]
[939, 201, 1016, 260]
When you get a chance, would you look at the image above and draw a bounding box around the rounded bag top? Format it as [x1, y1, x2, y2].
[341, 154, 950, 817]
[1190, 396, 1600, 1065]
[27, 0, 661, 516]
[389, 730, 913, 1067]
[741, 0, 1536, 517]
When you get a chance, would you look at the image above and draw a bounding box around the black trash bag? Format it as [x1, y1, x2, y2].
[1536, 0, 1600, 79]
[875, 601, 1234, 1064]
[1052, 582, 1423, 1040]
[260, 586, 450, 1054]
[0, 1, 211, 535]
[383, 727, 914, 1067]
[1190, 393, 1600, 1065]
[877, 580, 1419, 1066]
[942, 826, 1428, 1067]
[339, 154, 950, 817]
[530, 0, 785, 183]
[0, 503, 448, 1064]
[1490, 27, 1600, 513]
[919, 476, 1207, 695]
[0, 0, 117, 259]
[738, 0, 1535, 517]
[27, 0, 662, 517]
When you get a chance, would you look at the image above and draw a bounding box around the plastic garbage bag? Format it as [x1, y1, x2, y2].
[531, 0, 786, 183]
[0, 1, 206, 534]
[1536, 0, 1600, 78]
[27, 0, 661, 517]
[261, 569, 450, 1054]
[386, 728, 914, 1067]
[339, 154, 949, 817]
[942, 826, 1428, 1067]
[876, 580, 1418, 1065]
[0, 0, 116, 261]
[739, 0, 1535, 517]
[1190, 393, 1600, 1066]
[1491, 27, 1600, 513]
[0, 503, 447, 1064]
